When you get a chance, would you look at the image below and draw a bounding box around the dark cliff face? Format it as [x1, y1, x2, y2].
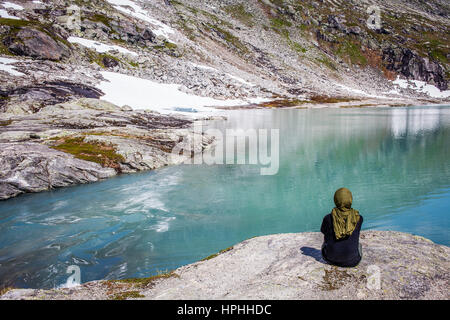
[382, 47, 447, 90]
[309, 1, 449, 90]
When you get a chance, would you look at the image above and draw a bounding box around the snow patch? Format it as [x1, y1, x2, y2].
[67, 37, 138, 57]
[226, 73, 255, 87]
[97, 71, 269, 117]
[1, 1, 23, 10]
[392, 76, 450, 99]
[333, 83, 391, 99]
[191, 63, 218, 72]
[105, 0, 176, 40]
[190, 63, 255, 86]
[0, 57, 24, 76]
[0, 8, 19, 19]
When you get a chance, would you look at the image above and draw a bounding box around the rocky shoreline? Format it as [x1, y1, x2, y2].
[1, 231, 448, 300]
[0, 97, 216, 200]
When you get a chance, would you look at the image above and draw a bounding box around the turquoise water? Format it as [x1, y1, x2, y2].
[0, 106, 449, 289]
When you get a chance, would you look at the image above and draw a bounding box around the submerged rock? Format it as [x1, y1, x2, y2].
[1, 231, 447, 300]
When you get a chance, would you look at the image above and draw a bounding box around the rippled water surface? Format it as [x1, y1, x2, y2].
[1, 106, 449, 289]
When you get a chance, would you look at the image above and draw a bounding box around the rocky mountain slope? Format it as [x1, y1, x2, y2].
[1, 0, 449, 199]
[1, 231, 448, 300]
[1, 0, 449, 112]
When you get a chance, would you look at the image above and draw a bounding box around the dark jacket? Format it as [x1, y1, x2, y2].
[320, 214, 363, 267]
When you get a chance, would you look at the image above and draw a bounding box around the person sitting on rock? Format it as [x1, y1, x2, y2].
[320, 188, 363, 267]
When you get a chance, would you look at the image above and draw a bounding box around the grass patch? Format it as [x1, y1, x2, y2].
[0, 17, 31, 29]
[315, 56, 337, 71]
[87, 13, 117, 34]
[201, 246, 234, 261]
[291, 41, 307, 53]
[163, 41, 177, 50]
[0, 287, 13, 296]
[224, 4, 254, 26]
[205, 23, 249, 56]
[270, 17, 292, 29]
[127, 60, 139, 68]
[51, 137, 124, 170]
[340, 104, 376, 108]
[335, 40, 367, 66]
[259, 99, 305, 108]
[310, 95, 357, 104]
[153, 41, 179, 56]
[116, 271, 180, 289]
[85, 50, 121, 68]
[111, 291, 145, 300]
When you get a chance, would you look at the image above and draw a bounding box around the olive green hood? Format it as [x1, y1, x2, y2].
[331, 188, 360, 240]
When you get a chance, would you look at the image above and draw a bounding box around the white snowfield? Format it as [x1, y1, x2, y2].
[105, 0, 176, 40]
[191, 63, 255, 87]
[0, 8, 19, 19]
[0, 57, 25, 76]
[1, 1, 23, 10]
[97, 71, 268, 116]
[392, 76, 450, 99]
[334, 82, 393, 100]
[67, 37, 138, 57]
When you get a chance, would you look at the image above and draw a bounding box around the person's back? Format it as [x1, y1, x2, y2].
[320, 188, 363, 267]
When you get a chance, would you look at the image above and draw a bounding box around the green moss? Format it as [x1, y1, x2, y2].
[340, 104, 376, 108]
[0, 17, 31, 29]
[205, 23, 249, 56]
[315, 56, 337, 71]
[86, 50, 121, 68]
[335, 40, 367, 66]
[51, 137, 124, 168]
[224, 4, 254, 26]
[291, 42, 307, 53]
[164, 41, 177, 50]
[152, 41, 179, 56]
[110, 271, 180, 289]
[111, 291, 145, 300]
[0, 287, 13, 296]
[259, 99, 305, 108]
[309, 95, 357, 104]
[88, 13, 115, 30]
[270, 17, 292, 29]
[201, 246, 234, 261]
[111, 38, 128, 46]
[127, 60, 139, 68]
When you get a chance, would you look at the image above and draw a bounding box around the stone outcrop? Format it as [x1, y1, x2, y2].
[0, 142, 116, 200]
[1, 231, 448, 300]
[382, 47, 448, 90]
[1, 81, 104, 113]
[3, 27, 70, 61]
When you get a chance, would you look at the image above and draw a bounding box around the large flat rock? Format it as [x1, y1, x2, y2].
[1, 231, 448, 300]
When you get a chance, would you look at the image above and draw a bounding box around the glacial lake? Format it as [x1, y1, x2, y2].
[0, 106, 449, 289]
